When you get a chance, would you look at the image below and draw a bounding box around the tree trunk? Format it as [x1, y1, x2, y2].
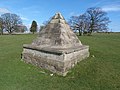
[78, 29, 81, 36]
[0, 29, 3, 35]
[1, 30, 3, 35]
[9, 32, 12, 35]
[33, 31, 34, 34]
[7, 30, 12, 35]
[87, 29, 92, 36]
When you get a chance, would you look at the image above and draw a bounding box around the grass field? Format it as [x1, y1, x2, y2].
[0, 33, 120, 90]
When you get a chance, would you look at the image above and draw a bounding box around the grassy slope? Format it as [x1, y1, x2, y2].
[0, 33, 120, 90]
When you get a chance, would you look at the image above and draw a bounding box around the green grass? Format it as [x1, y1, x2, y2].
[0, 33, 120, 90]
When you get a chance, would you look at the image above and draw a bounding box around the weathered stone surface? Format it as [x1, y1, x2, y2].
[31, 12, 82, 49]
[22, 46, 89, 76]
[22, 12, 89, 76]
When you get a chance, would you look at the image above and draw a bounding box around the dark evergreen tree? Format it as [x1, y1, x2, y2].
[30, 20, 37, 34]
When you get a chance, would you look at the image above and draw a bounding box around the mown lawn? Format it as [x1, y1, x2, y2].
[0, 33, 120, 90]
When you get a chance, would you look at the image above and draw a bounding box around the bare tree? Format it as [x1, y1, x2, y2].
[69, 7, 110, 36]
[69, 14, 88, 36]
[86, 7, 110, 34]
[1, 13, 22, 34]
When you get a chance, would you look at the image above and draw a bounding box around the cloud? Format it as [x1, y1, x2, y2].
[69, 12, 80, 16]
[102, 5, 120, 12]
[69, 12, 76, 16]
[21, 17, 29, 21]
[91, 0, 120, 12]
[0, 8, 11, 14]
[91, 0, 107, 6]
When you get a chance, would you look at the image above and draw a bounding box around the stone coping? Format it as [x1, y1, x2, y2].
[23, 44, 89, 55]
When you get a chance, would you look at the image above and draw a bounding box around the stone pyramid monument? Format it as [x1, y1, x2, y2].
[22, 12, 89, 76]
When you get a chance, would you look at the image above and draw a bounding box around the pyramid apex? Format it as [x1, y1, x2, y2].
[50, 12, 66, 24]
[54, 12, 64, 19]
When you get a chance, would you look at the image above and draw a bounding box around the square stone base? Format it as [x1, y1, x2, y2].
[22, 45, 89, 76]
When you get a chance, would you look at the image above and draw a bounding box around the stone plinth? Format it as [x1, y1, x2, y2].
[22, 45, 89, 76]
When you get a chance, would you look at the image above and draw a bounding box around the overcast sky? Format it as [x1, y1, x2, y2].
[0, 0, 120, 32]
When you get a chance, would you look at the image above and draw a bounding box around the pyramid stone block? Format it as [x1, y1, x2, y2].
[22, 13, 89, 76]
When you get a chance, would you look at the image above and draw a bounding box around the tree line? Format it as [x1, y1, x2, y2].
[0, 7, 110, 35]
[0, 13, 37, 35]
[69, 7, 111, 36]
